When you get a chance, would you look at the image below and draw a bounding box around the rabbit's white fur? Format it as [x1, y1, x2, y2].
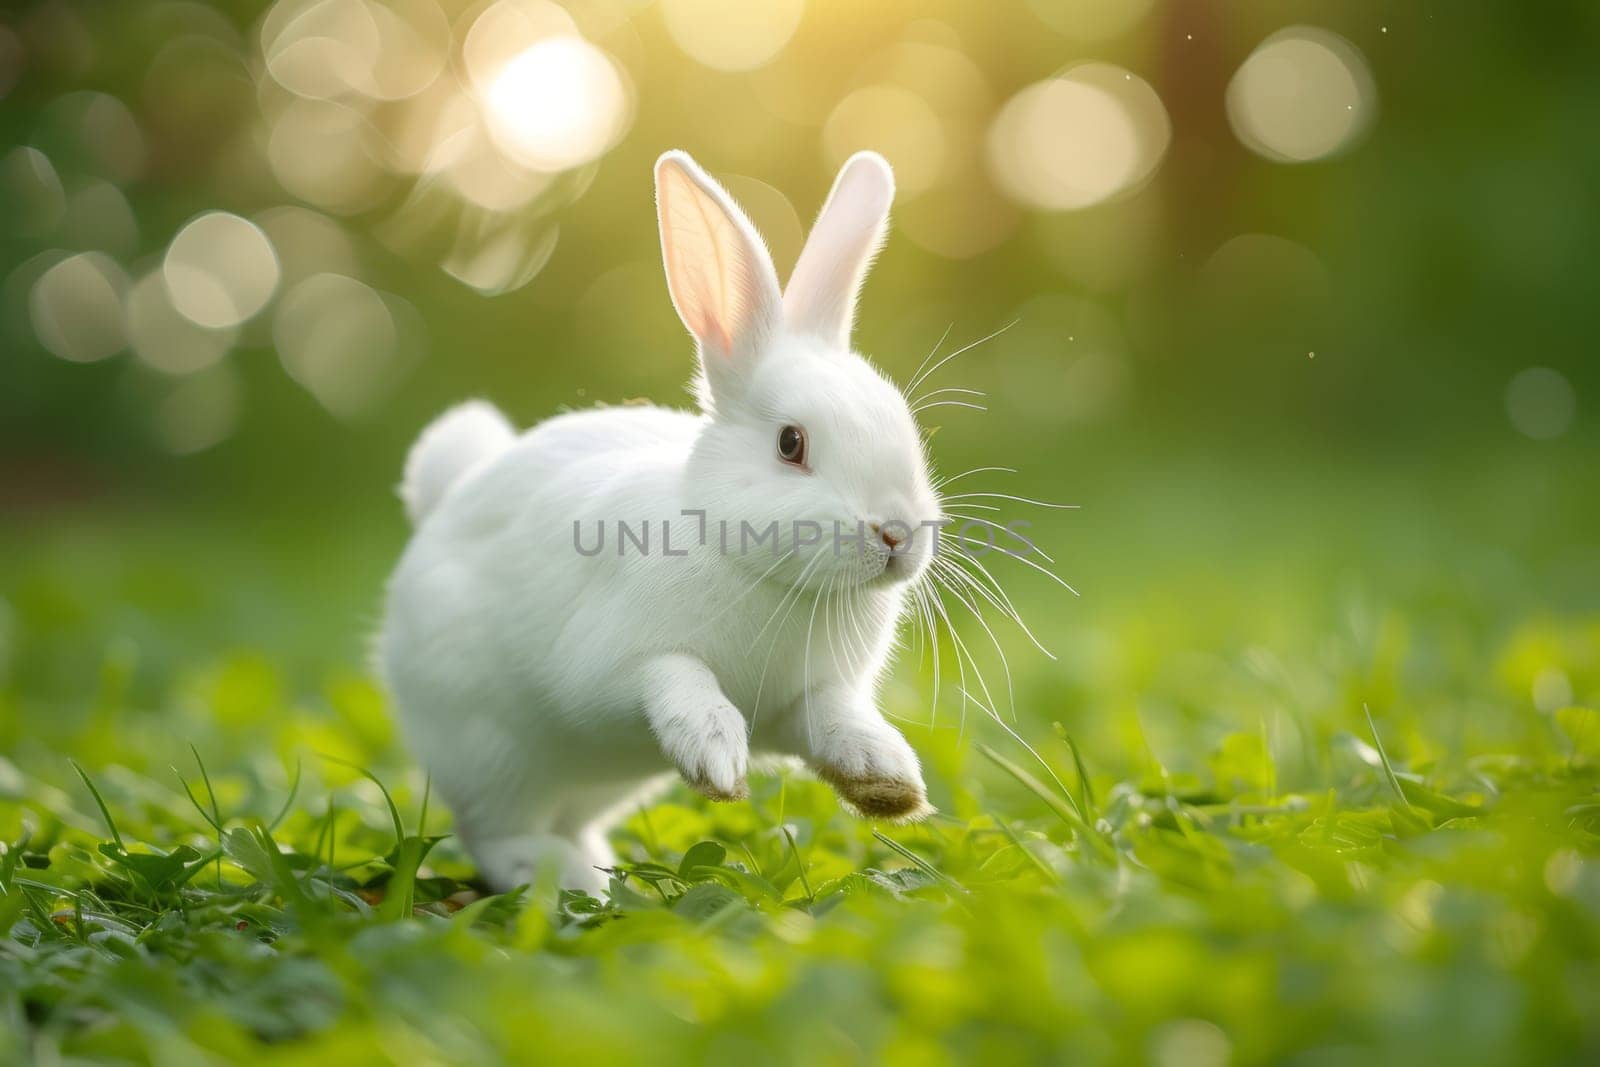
[380, 151, 941, 894]
[399, 400, 516, 524]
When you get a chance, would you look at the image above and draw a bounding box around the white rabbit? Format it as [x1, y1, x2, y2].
[380, 150, 943, 894]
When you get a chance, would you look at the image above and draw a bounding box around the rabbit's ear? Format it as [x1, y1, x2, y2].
[655, 151, 782, 405]
[783, 152, 895, 349]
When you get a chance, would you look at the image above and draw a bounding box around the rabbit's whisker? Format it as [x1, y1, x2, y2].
[749, 551, 829, 729]
[925, 580, 994, 740]
[913, 580, 942, 730]
[934, 465, 1017, 491]
[904, 322, 954, 393]
[691, 548, 797, 641]
[851, 581, 881, 673]
[930, 560, 1016, 720]
[930, 557, 1019, 718]
[746, 549, 823, 654]
[906, 319, 1017, 398]
[834, 577, 864, 678]
[942, 491, 1079, 510]
[914, 386, 987, 402]
[936, 546, 1055, 661]
[940, 514, 1057, 564]
[800, 564, 830, 754]
[909, 386, 987, 412]
[822, 573, 845, 679]
[948, 534, 1081, 598]
[911, 399, 988, 416]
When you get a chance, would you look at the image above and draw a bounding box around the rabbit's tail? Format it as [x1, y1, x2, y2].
[400, 400, 516, 525]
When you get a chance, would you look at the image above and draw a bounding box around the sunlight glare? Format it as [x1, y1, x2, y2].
[483, 36, 627, 173]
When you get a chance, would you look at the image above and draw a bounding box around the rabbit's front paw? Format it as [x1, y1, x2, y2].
[812, 722, 932, 822]
[670, 704, 750, 802]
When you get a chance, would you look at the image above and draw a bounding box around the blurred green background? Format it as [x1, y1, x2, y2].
[2, 1, 1598, 1064]
[2, 0, 1595, 757]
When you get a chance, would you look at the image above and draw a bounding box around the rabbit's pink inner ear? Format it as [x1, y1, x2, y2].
[655, 154, 777, 364]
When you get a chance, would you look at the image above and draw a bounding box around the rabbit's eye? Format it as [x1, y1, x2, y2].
[777, 424, 807, 467]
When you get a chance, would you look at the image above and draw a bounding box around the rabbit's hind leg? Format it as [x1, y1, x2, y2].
[464, 827, 608, 896]
[551, 779, 671, 894]
[443, 778, 601, 894]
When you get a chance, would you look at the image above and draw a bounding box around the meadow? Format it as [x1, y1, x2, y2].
[3, 431, 1597, 1064]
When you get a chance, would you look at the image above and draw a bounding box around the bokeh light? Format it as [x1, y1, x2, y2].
[29, 252, 127, 363]
[1505, 367, 1577, 440]
[0, 146, 67, 238]
[1024, 0, 1155, 43]
[871, 29, 1013, 259]
[261, 0, 447, 102]
[255, 206, 360, 285]
[2, 253, 63, 346]
[36, 91, 146, 183]
[1152, 1018, 1232, 1067]
[124, 271, 236, 377]
[823, 85, 945, 198]
[273, 273, 419, 418]
[661, 0, 803, 72]
[460, 0, 579, 96]
[163, 212, 282, 329]
[440, 123, 557, 212]
[440, 217, 560, 295]
[261, 0, 384, 100]
[266, 98, 391, 213]
[896, 181, 1019, 260]
[61, 179, 139, 259]
[1196, 233, 1332, 354]
[142, 32, 254, 149]
[1226, 27, 1377, 163]
[483, 36, 628, 172]
[245, 0, 631, 297]
[0, 23, 23, 98]
[987, 63, 1170, 211]
[154, 364, 241, 454]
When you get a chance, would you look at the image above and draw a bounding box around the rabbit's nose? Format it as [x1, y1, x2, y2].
[869, 522, 904, 550]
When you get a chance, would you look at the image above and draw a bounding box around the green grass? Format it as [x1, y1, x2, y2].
[2, 449, 1599, 1065]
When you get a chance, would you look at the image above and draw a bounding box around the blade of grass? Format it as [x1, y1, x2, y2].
[0, 827, 29, 894]
[418, 773, 431, 839]
[173, 769, 222, 833]
[318, 753, 405, 845]
[871, 830, 965, 894]
[977, 743, 1116, 862]
[190, 745, 223, 833]
[324, 796, 338, 912]
[267, 758, 303, 832]
[1054, 723, 1098, 819]
[781, 826, 813, 902]
[1364, 703, 1414, 813]
[993, 813, 1060, 883]
[69, 760, 125, 851]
